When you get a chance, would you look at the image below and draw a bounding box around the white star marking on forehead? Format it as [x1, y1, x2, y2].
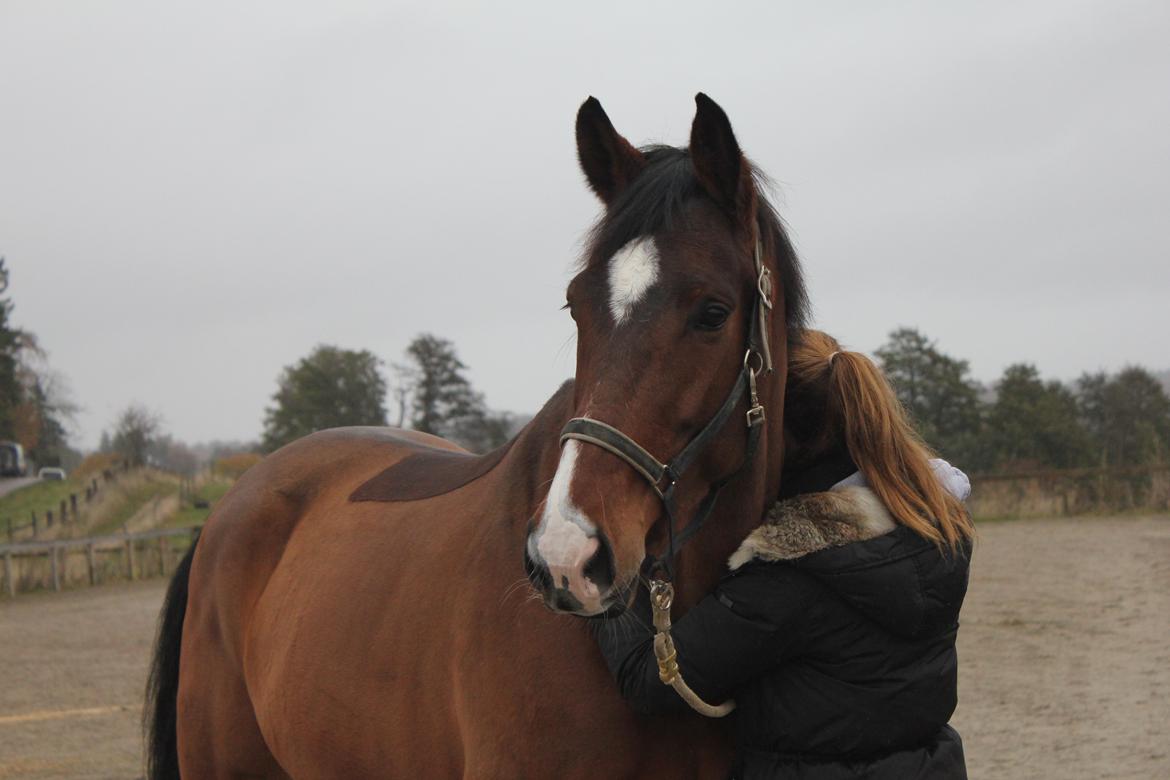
[607, 237, 660, 325]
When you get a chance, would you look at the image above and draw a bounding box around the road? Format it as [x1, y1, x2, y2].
[0, 477, 37, 499]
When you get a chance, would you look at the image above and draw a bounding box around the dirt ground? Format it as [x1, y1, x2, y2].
[0, 515, 1167, 779]
[0, 579, 162, 779]
[951, 514, 1170, 779]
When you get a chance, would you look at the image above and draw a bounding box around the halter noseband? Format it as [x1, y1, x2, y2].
[558, 239, 775, 580]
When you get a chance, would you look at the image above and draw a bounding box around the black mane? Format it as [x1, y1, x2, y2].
[584, 145, 809, 332]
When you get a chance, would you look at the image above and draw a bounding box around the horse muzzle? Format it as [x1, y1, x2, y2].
[523, 529, 618, 616]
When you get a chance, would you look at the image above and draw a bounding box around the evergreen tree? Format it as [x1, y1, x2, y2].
[1077, 371, 1110, 466]
[0, 259, 22, 440]
[1078, 367, 1170, 467]
[874, 328, 982, 463]
[399, 334, 481, 435]
[984, 364, 1092, 470]
[396, 334, 509, 453]
[262, 345, 388, 452]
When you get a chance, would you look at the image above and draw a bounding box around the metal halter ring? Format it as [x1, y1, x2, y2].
[744, 349, 766, 376]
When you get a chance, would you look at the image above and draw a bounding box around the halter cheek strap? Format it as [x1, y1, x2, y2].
[754, 240, 775, 374]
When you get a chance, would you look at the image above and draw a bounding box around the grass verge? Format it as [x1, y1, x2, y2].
[88, 474, 179, 535]
[0, 478, 86, 537]
[168, 480, 233, 529]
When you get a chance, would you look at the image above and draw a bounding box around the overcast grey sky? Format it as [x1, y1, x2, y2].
[2, 1, 1168, 449]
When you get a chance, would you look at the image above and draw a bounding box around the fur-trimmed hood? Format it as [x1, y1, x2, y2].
[727, 484, 969, 639]
[728, 485, 897, 570]
[731, 457, 970, 571]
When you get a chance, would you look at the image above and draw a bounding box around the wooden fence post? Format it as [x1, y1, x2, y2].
[3, 551, 13, 598]
[50, 546, 60, 592]
[5, 518, 11, 544]
[60, 499, 68, 524]
[125, 538, 136, 581]
[86, 543, 97, 586]
[71, 494, 78, 516]
[46, 509, 53, 528]
[32, 512, 38, 538]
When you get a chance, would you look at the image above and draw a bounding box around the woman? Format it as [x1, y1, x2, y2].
[594, 330, 975, 779]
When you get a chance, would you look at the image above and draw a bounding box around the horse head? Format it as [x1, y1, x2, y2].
[524, 94, 806, 616]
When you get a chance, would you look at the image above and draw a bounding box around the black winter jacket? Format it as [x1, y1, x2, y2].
[595, 492, 971, 779]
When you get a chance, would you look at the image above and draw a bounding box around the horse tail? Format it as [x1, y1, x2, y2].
[144, 534, 199, 780]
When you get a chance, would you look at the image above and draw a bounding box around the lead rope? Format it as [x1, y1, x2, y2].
[649, 580, 736, 718]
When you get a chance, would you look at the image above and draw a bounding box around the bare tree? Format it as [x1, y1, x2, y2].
[112, 404, 163, 467]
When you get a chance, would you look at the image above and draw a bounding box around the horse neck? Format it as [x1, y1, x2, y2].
[671, 327, 789, 610]
[496, 380, 577, 525]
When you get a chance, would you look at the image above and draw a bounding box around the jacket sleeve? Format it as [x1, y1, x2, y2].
[591, 564, 808, 715]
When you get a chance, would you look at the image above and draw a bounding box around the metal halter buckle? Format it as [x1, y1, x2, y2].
[649, 579, 674, 612]
[746, 404, 766, 428]
[655, 465, 679, 495]
[744, 350, 766, 427]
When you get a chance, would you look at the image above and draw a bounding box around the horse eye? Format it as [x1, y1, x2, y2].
[695, 302, 731, 331]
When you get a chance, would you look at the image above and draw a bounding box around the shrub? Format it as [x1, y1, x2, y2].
[73, 451, 123, 479]
[213, 453, 263, 480]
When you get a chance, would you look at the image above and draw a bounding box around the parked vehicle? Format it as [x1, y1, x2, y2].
[38, 467, 66, 481]
[0, 441, 27, 477]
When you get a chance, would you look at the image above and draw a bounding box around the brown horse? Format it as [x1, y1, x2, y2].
[146, 93, 808, 779]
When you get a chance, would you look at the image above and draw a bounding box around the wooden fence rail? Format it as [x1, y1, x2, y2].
[0, 525, 200, 598]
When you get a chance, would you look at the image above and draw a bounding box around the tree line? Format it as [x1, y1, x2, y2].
[261, 334, 519, 454]
[260, 327, 1170, 474]
[877, 327, 1170, 473]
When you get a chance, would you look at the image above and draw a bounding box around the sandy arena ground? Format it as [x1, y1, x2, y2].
[951, 515, 1170, 779]
[0, 514, 1167, 779]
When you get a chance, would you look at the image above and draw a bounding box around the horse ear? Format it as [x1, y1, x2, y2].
[690, 93, 755, 219]
[575, 97, 647, 204]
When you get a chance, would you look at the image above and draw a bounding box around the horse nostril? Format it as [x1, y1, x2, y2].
[523, 545, 552, 591]
[582, 536, 615, 591]
[552, 588, 584, 613]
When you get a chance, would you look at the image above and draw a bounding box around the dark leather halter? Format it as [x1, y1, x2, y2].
[559, 239, 775, 580]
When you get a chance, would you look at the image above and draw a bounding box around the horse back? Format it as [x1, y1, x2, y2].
[187, 424, 463, 632]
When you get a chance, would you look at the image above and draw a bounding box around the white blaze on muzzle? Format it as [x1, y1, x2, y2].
[531, 441, 605, 613]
